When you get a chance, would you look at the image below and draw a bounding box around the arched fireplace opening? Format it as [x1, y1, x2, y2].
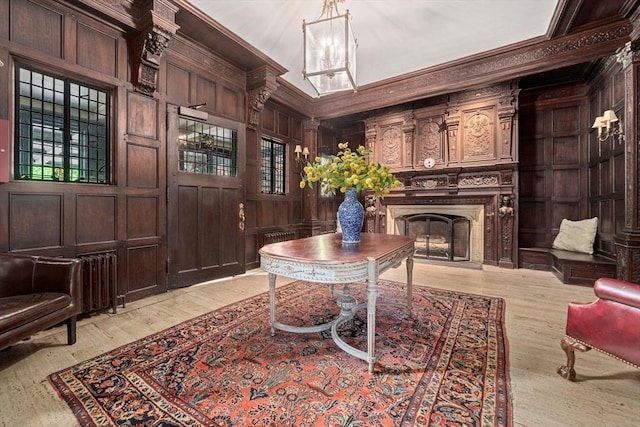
[399, 213, 470, 262]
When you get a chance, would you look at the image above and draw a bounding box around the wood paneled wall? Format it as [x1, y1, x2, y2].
[587, 61, 625, 257]
[0, 0, 270, 303]
[518, 59, 625, 259]
[0, 0, 167, 302]
[519, 84, 590, 248]
[244, 100, 304, 270]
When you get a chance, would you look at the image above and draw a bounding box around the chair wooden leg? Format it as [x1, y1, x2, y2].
[557, 335, 590, 381]
[66, 316, 77, 345]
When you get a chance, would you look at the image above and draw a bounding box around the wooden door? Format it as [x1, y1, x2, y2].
[166, 105, 245, 288]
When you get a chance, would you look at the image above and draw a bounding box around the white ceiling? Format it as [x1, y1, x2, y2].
[188, 0, 559, 96]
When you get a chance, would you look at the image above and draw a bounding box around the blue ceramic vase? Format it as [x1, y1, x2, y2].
[338, 188, 364, 244]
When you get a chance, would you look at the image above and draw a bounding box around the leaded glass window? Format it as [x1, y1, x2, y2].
[261, 137, 285, 194]
[16, 65, 109, 183]
[178, 118, 237, 176]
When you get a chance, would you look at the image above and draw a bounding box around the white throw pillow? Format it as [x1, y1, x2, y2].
[552, 217, 598, 254]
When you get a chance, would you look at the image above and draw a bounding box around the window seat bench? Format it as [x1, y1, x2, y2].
[518, 247, 616, 286]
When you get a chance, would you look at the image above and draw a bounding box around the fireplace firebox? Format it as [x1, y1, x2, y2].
[399, 213, 470, 262]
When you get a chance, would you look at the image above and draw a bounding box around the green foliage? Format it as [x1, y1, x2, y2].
[300, 142, 401, 199]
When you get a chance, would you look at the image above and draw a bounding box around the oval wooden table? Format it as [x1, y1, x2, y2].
[259, 233, 415, 373]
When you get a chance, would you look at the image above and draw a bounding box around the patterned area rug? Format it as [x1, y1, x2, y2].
[49, 280, 511, 426]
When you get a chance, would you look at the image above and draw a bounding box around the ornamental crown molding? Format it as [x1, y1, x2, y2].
[313, 22, 631, 120]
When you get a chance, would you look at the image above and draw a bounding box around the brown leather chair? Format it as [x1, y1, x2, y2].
[558, 277, 640, 380]
[0, 254, 82, 351]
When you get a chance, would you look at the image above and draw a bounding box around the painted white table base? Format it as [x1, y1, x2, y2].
[261, 234, 415, 373]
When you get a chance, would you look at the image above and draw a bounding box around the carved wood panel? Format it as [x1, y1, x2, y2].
[415, 116, 445, 165]
[462, 108, 495, 161]
[380, 125, 403, 166]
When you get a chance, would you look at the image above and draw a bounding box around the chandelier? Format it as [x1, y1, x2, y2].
[302, 0, 357, 96]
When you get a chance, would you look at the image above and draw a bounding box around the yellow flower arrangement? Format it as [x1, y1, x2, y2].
[299, 142, 401, 198]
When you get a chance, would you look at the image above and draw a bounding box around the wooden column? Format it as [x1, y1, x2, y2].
[300, 118, 321, 237]
[614, 41, 640, 282]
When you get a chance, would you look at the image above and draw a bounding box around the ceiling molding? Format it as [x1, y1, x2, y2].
[546, 0, 582, 37]
[311, 20, 632, 120]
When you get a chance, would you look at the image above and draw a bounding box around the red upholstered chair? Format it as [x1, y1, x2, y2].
[557, 277, 640, 380]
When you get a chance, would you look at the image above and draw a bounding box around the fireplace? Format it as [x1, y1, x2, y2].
[400, 213, 470, 261]
[386, 205, 485, 263]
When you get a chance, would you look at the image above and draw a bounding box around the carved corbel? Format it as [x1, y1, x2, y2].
[135, 0, 180, 96]
[247, 87, 273, 129]
[247, 66, 280, 129]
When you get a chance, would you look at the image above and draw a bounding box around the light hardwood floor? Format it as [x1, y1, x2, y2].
[1, 263, 638, 426]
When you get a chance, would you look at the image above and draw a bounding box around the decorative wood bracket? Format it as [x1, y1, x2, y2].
[135, 0, 180, 96]
[247, 66, 280, 129]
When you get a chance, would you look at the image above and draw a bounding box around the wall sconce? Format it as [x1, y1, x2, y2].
[294, 144, 310, 166]
[592, 109, 624, 143]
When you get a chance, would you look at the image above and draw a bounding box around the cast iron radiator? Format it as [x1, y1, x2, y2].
[79, 253, 120, 315]
[263, 231, 296, 245]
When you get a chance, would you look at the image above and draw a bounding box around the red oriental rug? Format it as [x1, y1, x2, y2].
[49, 280, 511, 426]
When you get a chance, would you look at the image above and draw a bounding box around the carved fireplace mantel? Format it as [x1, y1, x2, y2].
[354, 81, 519, 267]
